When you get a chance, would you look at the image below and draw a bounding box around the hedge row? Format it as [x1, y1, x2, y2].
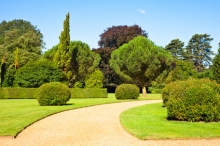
[0, 88, 108, 99]
[70, 88, 108, 98]
[0, 88, 36, 99]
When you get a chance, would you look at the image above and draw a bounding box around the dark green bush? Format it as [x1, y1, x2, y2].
[165, 78, 220, 122]
[70, 88, 107, 98]
[36, 82, 71, 106]
[115, 84, 139, 100]
[13, 59, 63, 88]
[0, 88, 36, 99]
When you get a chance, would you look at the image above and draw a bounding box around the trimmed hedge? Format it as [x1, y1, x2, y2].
[36, 82, 71, 106]
[0, 88, 36, 99]
[163, 78, 220, 122]
[115, 84, 139, 100]
[70, 88, 107, 98]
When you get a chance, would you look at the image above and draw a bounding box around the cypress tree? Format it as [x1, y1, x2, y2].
[54, 13, 71, 76]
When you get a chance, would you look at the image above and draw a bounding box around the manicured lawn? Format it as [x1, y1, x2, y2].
[120, 103, 220, 140]
[0, 94, 161, 136]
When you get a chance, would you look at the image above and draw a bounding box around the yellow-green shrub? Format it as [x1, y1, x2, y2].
[115, 84, 139, 100]
[165, 78, 220, 122]
[36, 82, 71, 106]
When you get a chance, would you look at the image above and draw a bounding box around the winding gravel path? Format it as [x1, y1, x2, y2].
[0, 100, 220, 146]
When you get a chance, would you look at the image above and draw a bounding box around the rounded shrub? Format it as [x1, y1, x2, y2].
[115, 84, 139, 100]
[165, 78, 220, 122]
[36, 82, 71, 106]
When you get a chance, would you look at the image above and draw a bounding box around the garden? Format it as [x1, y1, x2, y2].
[0, 13, 220, 140]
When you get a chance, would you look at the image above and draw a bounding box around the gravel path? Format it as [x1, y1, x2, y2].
[0, 100, 220, 146]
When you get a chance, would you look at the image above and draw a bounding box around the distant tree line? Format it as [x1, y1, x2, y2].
[1, 13, 220, 95]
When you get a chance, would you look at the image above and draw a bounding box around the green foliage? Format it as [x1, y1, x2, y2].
[74, 81, 84, 88]
[165, 39, 185, 59]
[165, 60, 197, 84]
[70, 88, 107, 98]
[70, 41, 101, 84]
[85, 69, 103, 88]
[110, 36, 172, 94]
[164, 78, 220, 122]
[43, 45, 58, 61]
[185, 34, 214, 72]
[0, 88, 36, 99]
[212, 47, 220, 83]
[2, 65, 16, 87]
[115, 84, 139, 100]
[36, 82, 71, 106]
[54, 13, 71, 75]
[198, 69, 214, 79]
[0, 19, 43, 68]
[14, 59, 63, 88]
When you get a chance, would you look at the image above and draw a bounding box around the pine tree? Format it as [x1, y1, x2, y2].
[165, 39, 185, 59]
[54, 13, 71, 77]
[212, 43, 220, 83]
[185, 34, 214, 72]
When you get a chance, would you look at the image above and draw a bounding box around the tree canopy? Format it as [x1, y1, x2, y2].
[185, 34, 214, 72]
[165, 39, 185, 59]
[69, 41, 101, 85]
[0, 19, 44, 67]
[93, 25, 148, 91]
[110, 36, 172, 96]
[98, 25, 148, 48]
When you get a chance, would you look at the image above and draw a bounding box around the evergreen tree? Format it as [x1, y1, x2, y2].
[54, 13, 71, 77]
[165, 39, 185, 59]
[212, 43, 220, 83]
[110, 36, 172, 97]
[185, 34, 214, 72]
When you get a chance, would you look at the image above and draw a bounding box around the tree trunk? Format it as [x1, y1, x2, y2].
[142, 86, 147, 97]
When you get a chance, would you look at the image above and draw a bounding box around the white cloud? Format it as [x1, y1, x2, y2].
[138, 9, 146, 14]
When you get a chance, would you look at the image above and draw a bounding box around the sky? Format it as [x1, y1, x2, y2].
[0, 0, 220, 54]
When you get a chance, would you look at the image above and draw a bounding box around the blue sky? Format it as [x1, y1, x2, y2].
[1, 0, 220, 53]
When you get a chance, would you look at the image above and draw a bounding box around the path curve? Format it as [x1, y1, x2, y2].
[0, 100, 220, 146]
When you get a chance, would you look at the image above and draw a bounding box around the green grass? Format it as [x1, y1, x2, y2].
[120, 103, 220, 140]
[0, 94, 161, 137]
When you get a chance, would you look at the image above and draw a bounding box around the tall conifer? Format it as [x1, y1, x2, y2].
[54, 13, 71, 76]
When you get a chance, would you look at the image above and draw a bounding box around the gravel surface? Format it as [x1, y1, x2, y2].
[0, 100, 219, 146]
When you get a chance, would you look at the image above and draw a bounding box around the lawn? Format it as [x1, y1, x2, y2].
[0, 93, 161, 137]
[120, 103, 220, 140]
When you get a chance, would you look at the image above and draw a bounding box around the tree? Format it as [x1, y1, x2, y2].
[43, 45, 58, 61]
[98, 25, 148, 48]
[110, 36, 172, 97]
[165, 60, 197, 84]
[212, 43, 220, 83]
[185, 34, 214, 72]
[93, 25, 148, 91]
[165, 39, 185, 59]
[0, 19, 44, 67]
[69, 41, 101, 86]
[85, 69, 104, 88]
[54, 13, 71, 76]
[13, 59, 63, 88]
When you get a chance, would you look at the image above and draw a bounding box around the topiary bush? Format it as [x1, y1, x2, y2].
[36, 82, 71, 106]
[165, 78, 220, 122]
[115, 84, 139, 100]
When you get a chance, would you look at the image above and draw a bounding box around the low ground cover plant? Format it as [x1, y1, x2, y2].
[115, 84, 139, 99]
[36, 82, 71, 106]
[162, 78, 220, 122]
